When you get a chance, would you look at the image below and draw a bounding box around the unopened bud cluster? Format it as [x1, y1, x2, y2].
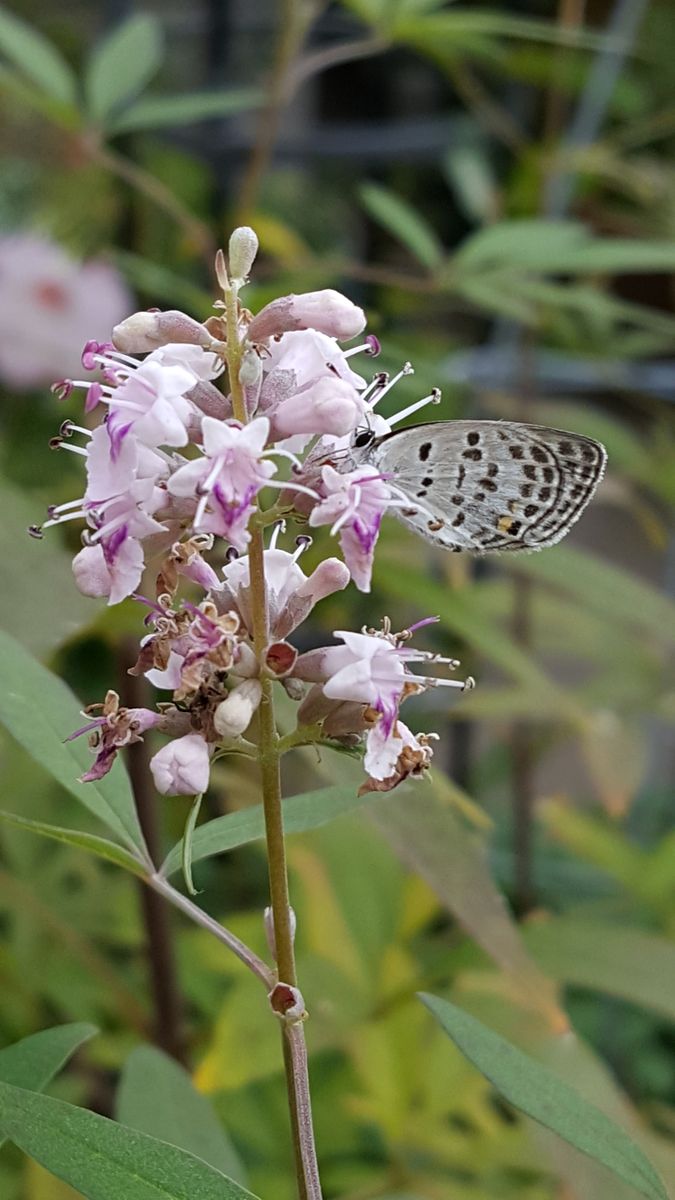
[36, 230, 472, 797]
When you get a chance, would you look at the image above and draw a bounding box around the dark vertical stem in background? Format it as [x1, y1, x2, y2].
[119, 644, 186, 1064]
[510, 333, 537, 916]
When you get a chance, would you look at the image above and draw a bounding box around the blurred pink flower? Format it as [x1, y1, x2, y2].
[0, 234, 132, 389]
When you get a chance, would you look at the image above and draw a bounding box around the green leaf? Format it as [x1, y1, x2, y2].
[454, 218, 588, 271]
[561, 240, 675, 274]
[508, 545, 675, 649]
[181, 792, 203, 896]
[375, 557, 575, 710]
[0, 630, 146, 857]
[359, 182, 445, 270]
[369, 784, 551, 992]
[116, 1045, 247, 1186]
[0, 6, 76, 104]
[0, 1025, 96, 1090]
[0, 479, 97, 656]
[85, 13, 163, 123]
[455, 220, 675, 276]
[0, 1024, 96, 1150]
[524, 919, 675, 1025]
[420, 993, 668, 1200]
[161, 784, 362, 877]
[0, 809, 146, 876]
[0, 1080, 258, 1199]
[109, 87, 262, 135]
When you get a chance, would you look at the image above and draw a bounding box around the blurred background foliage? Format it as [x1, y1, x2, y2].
[0, 0, 674, 1197]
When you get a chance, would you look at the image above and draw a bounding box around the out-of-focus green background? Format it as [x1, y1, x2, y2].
[0, 2, 674, 1198]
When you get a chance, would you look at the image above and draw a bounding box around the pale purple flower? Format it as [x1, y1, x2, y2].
[295, 624, 470, 781]
[308, 464, 393, 592]
[364, 718, 428, 782]
[0, 234, 131, 389]
[150, 732, 211, 795]
[217, 537, 349, 640]
[261, 329, 366, 394]
[105, 359, 199, 458]
[168, 416, 277, 551]
[321, 630, 408, 733]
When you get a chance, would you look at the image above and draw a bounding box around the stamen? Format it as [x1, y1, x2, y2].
[265, 478, 319, 499]
[361, 372, 389, 405]
[344, 334, 381, 359]
[369, 362, 414, 409]
[59, 421, 92, 439]
[47, 498, 85, 516]
[267, 446, 302, 468]
[50, 440, 88, 456]
[51, 380, 73, 400]
[291, 536, 311, 564]
[225, 546, 240, 562]
[42, 509, 87, 530]
[28, 524, 44, 539]
[389, 387, 441, 426]
[418, 675, 470, 691]
[269, 521, 286, 551]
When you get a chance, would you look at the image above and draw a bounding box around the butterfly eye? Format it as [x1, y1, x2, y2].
[353, 429, 375, 449]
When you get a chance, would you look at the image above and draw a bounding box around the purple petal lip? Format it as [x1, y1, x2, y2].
[352, 513, 381, 555]
[103, 523, 128, 564]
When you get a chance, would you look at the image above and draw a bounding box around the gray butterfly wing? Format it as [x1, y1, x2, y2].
[371, 420, 606, 552]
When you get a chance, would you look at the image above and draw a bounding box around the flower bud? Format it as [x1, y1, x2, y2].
[247, 289, 366, 343]
[271, 377, 365, 438]
[264, 905, 297, 961]
[213, 679, 262, 738]
[228, 226, 259, 282]
[112, 310, 212, 353]
[150, 733, 211, 796]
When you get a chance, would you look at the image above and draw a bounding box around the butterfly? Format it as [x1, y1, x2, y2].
[343, 420, 607, 552]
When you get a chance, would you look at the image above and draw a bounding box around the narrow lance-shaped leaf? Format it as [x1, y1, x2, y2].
[0, 809, 146, 877]
[161, 784, 363, 877]
[0, 630, 146, 857]
[85, 13, 163, 123]
[420, 993, 668, 1200]
[0, 6, 76, 104]
[116, 1045, 247, 1185]
[0, 1080, 258, 1200]
[508, 545, 675, 649]
[109, 87, 262, 135]
[0, 1024, 96, 1151]
[359, 182, 445, 270]
[181, 792, 203, 896]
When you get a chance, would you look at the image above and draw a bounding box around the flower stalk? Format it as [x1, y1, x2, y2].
[222, 268, 319, 1200]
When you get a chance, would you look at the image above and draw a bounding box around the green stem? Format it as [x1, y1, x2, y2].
[223, 275, 320, 1200]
